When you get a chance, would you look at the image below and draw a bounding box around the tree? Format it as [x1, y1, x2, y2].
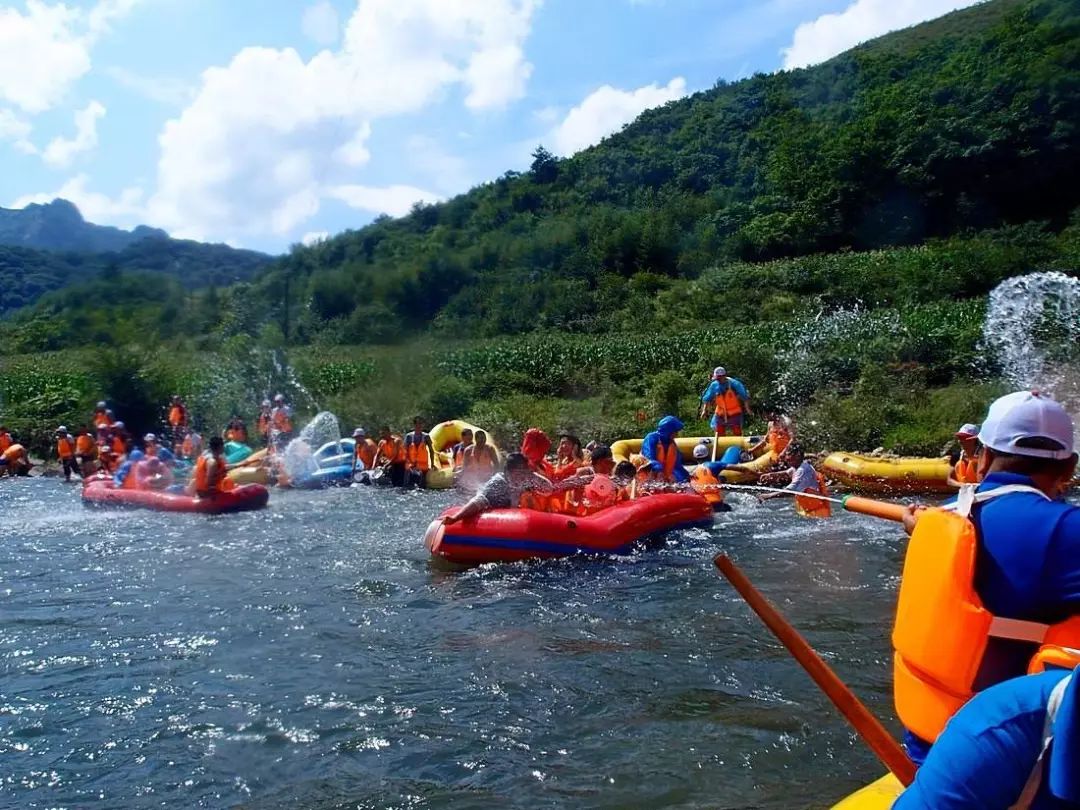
[530, 145, 559, 184]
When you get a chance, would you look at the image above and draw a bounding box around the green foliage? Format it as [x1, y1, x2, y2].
[424, 377, 475, 424]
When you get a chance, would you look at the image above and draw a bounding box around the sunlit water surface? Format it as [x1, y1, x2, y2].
[1, 479, 903, 809]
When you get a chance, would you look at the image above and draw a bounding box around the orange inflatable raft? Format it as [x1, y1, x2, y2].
[82, 477, 269, 514]
[424, 492, 713, 565]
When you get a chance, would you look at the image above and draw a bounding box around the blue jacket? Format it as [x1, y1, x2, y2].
[641, 416, 689, 483]
[113, 450, 145, 487]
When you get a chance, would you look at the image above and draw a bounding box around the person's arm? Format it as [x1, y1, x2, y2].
[640, 433, 663, 473]
[443, 493, 489, 524]
[734, 379, 752, 416]
[552, 471, 595, 492]
[758, 467, 799, 501]
[698, 380, 717, 418]
[425, 436, 435, 468]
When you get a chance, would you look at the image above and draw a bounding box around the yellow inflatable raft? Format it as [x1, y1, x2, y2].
[821, 452, 953, 495]
[830, 774, 901, 809]
[610, 435, 776, 483]
[426, 420, 500, 490]
[227, 447, 272, 486]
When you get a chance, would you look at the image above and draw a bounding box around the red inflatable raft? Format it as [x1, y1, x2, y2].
[82, 477, 269, 514]
[425, 492, 713, 565]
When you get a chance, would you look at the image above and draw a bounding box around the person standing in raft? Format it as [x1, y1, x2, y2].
[403, 417, 436, 488]
[189, 436, 234, 498]
[256, 400, 272, 447]
[352, 428, 377, 471]
[896, 391, 1080, 767]
[894, 665, 1080, 809]
[269, 394, 293, 451]
[374, 426, 407, 487]
[948, 422, 982, 487]
[443, 453, 593, 523]
[755, 444, 831, 517]
[699, 366, 751, 437]
[641, 416, 690, 483]
[55, 426, 78, 481]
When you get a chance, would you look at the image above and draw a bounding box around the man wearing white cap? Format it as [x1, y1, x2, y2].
[947, 422, 982, 487]
[896, 391, 1080, 766]
[698, 366, 751, 438]
[352, 428, 377, 472]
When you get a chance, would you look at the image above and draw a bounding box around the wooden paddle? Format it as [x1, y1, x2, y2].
[714, 554, 916, 786]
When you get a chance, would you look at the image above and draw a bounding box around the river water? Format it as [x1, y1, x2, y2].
[1, 479, 903, 809]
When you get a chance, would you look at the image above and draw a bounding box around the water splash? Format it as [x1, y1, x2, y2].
[983, 271, 1080, 412]
[298, 411, 340, 450]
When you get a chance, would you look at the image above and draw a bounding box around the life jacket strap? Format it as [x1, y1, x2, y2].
[948, 484, 1051, 518]
[988, 616, 1052, 644]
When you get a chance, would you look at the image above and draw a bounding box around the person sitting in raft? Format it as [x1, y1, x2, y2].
[374, 426, 407, 487]
[948, 422, 982, 487]
[224, 416, 248, 444]
[756, 444, 831, 517]
[749, 410, 793, 458]
[896, 391, 1080, 766]
[0, 424, 12, 455]
[269, 394, 293, 450]
[553, 434, 585, 480]
[521, 428, 556, 477]
[190, 436, 235, 498]
[180, 428, 203, 461]
[894, 665, 1080, 809]
[641, 416, 690, 483]
[579, 445, 616, 476]
[92, 401, 111, 430]
[698, 366, 751, 437]
[403, 417, 436, 488]
[688, 444, 730, 512]
[612, 461, 641, 498]
[143, 433, 180, 467]
[352, 428, 377, 471]
[451, 428, 474, 471]
[114, 450, 146, 488]
[134, 456, 175, 491]
[0, 441, 32, 477]
[461, 430, 499, 487]
[55, 426, 78, 482]
[256, 400, 272, 447]
[75, 425, 97, 477]
[443, 453, 593, 523]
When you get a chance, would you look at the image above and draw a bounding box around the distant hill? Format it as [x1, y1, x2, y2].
[0, 199, 168, 253]
[0, 200, 273, 314]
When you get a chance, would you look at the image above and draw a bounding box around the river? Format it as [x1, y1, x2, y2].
[1, 479, 903, 809]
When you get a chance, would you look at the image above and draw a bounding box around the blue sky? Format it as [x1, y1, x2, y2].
[0, 0, 979, 253]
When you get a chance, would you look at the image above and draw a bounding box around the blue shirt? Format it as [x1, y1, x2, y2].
[700, 377, 748, 405]
[640, 430, 689, 483]
[895, 670, 1076, 809]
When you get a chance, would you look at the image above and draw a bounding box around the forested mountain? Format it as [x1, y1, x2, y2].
[0, 199, 167, 252]
[0, 200, 273, 314]
[4, 0, 1079, 346]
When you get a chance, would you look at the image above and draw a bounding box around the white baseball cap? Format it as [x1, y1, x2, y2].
[978, 391, 1075, 460]
[713, 366, 727, 378]
[58, 425, 68, 433]
[954, 423, 980, 439]
[693, 443, 710, 460]
[144, 433, 157, 442]
[353, 428, 366, 437]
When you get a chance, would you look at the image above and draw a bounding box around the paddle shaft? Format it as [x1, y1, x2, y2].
[714, 554, 917, 786]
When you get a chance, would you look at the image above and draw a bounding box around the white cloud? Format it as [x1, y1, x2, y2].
[782, 0, 982, 69]
[146, 0, 539, 242]
[0, 108, 37, 155]
[302, 1, 341, 46]
[326, 183, 441, 217]
[407, 134, 472, 195]
[301, 230, 330, 246]
[42, 100, 105, 168]
[550, 77, 686, 156]
[11, 174, 145, 229]
[105, 66, 192, 106]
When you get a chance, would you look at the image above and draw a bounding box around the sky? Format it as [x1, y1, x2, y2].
[0, 0, 982, 253]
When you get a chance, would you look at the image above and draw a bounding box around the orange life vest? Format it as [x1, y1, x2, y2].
[93, 411, 111, 429]
[2, 443, 25, 462]
[519, 488, 554, 512]
[226, 426, 248, 443]
[168, 405, 187, 428]
[766, 423, 791, 456]
[194, 451, 232, 496]
[653, 440, 680, 482]
[953, 456, 980, 484]
[712, 382, 743, 420]
[256, 412, 271, 436]
[794, 468, 832, 518]
[691, 465, 724, 507]
[892, 485, 1080, 743]
[75, 434, 96, 457]
[354, 439, 376, 470]
[0, 432, 11, 453]
[111, 435, 126, 456]
[57, 436, 75, 459]
[405, 433, 432, 471]
[378, 436, 406, 464]
[271, 408, 292, 434]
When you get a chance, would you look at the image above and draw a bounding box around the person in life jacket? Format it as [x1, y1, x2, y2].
[444, 453, 593, 523]
[749, 410, 793, 460]
[168, 395, 188, 433]
[451, 428, 474, 470]
[114, 450, 146, 489]
[948, 422, 982, 487]
[374, 426, 407, 487]
[698, 366, 751, 437]
[895, 391, 1080, 766]
[191, 436, 234, 498]
[180, 429, 203, 461]
[55, 426, 78, 481]
[352, 428, 378, 471]
[689, 443, 730, 512]
[256, 400, 272, 446]
[641, 416, 690, 483]
[0, 425, 12, 454]
[92, 402, 111, 430]
[895, 664, 1080, 809]
[403, 417, 436, 488]
[224, 416, 248, 444]
[74, 425, 97, 476]
[755, 444, 831, 517]
[461, 429, 499, 488]
[520, 428, 556, 478]
[553, 434, 585, 480]
[269, 394, 293, 450]
[0, 441, 31, 476]
[108, 422, 129, 461]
